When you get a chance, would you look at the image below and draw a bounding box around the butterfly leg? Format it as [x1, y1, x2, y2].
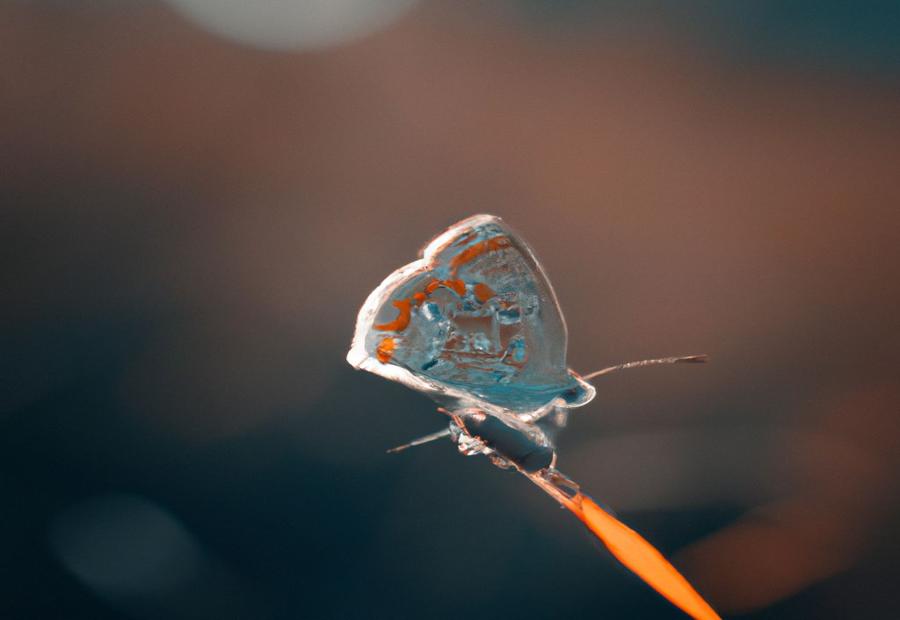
[386, 427, 451, 454]
[448, 414, 492, 457]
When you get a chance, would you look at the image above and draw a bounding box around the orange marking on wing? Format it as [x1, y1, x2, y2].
[374, 298, 412, 332]
[423, 278, 465, 297]
[423, 279, 442, 295]
[375, 337, 396, 363]
[488, 235, 512, 251]
[449, 235, 512, 276]
[448, 278, 466, 296]
[375, 263, 490, 337]
[567, 494, 720, 620]
[472, 282, 496, 303]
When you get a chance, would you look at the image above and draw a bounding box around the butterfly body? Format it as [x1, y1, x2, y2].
[450, 408, 555, 473]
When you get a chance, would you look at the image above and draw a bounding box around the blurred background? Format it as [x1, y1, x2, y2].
[3, 1, 900, 618]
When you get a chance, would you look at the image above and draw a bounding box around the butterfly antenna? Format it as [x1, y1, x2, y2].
[581, 354, 708, 382]
[386, 428, 451, 454]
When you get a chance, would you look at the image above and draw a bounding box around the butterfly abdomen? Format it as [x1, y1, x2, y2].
[457, 412, 554, 473]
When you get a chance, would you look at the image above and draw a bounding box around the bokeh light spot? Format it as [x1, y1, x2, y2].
[48, 495, 203, 596]
[163, 0, 420, 50]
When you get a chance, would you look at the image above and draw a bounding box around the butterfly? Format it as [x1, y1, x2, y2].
[347, 214, 719, 620]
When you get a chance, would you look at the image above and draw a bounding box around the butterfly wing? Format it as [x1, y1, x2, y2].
[348, 214, 594, 411]
[524, 470, 721, 620]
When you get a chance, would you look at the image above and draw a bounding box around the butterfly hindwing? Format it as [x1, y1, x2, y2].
[348, 215, 593, 411]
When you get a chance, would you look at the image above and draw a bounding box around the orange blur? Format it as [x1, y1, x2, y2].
[567, 494, 720, 620]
